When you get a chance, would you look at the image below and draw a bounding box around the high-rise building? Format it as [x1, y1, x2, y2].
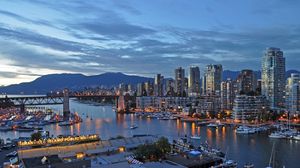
[261, 47, 286, 109]
[236, 69, 257, 94]
[144, 81, 154, 96]
[221, 79, 237, 110]
[286, 73, 300, 114]
[175, 67, 185, 97]
[165, 79, 175, 96]
[154, 74, 164, 96]
[136, 83, 145, 97]
[203, 64, 223, 95]
[188, 66, 201, 96]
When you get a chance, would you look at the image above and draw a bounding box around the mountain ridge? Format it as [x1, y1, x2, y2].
[0, 70, 299, 94]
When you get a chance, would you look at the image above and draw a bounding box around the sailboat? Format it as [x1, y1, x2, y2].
[266, 143, 275, 168]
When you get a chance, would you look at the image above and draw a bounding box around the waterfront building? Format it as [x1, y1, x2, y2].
[236, 69, 257, 94]
[197, 95, 221, 117]
[232, 95, 269, 122]
[154, 74, 164, 97]
[261, 47, 286, 109]
[202, 64, 223, 95]
[136, 96, 191, 112]
[286, 73, 300, 114]
[220, 79, 238, 111]
[188, 66, 201, 96]
[175, 67, 186, 97]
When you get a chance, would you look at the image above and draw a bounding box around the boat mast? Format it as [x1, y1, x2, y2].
[268, 143, 275, 167]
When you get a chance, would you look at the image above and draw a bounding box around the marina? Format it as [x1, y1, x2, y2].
[0, 100, 299, 167]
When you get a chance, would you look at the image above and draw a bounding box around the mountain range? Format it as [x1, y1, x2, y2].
[0, 70, 299, 94]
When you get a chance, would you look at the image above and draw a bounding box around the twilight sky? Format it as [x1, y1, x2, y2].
[0, 0, 299, 85]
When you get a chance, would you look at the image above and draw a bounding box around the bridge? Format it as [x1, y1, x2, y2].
[0, 89, 120, 119]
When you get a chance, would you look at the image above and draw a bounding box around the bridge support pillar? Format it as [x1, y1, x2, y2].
[63, 88, 70, 120]
[20, 104, 25, 113]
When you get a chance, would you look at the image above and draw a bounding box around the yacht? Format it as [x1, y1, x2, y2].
[207, 123, 218, 128]
[58, 120, 73, 126]
[130, 124, 138, 129]
[244, 163, 254, 168]
[293, 134, 300, 141]
[190, 135, 201, 140]
[236, 126, 255, 134]
[268, 132, 285, 139]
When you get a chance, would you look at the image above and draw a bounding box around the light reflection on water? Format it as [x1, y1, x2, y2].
[0, 100, 299, 167]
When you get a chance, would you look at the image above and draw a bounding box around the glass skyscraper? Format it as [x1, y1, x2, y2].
[261, 47, 286, 109]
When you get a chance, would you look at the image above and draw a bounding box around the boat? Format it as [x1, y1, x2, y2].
[236, 126, 255, 134]
[130, 124, 138, 129]
[223, 160, 238, 167]
[59, 121, 74, 126]
[266, 143, 275, 168]
[244, 163, 254, 168]
[207, 123, 218, 128]
[190, 135, 201, 140]
[15, 126, 35, 132]
[0, 126, 12, 131]
[268, 132, 285, 139]
[293, 134, 300, 141]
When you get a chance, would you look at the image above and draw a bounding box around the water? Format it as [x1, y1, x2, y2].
[1, 99, 300, 167]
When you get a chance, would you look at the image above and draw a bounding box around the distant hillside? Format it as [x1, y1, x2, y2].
[0, 72, 153, 94]
[0, 70, 299, 94]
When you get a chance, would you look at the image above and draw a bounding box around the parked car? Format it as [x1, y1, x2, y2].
[6, 151, 18, 157]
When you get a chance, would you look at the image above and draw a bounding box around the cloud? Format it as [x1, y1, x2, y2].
[76, 21, 156, 39]
[0, 0, 299, 85]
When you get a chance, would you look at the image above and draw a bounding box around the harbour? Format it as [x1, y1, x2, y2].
[1, 100, 300, 167]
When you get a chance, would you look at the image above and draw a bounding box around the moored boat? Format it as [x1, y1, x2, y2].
[190, 135, 201, 140]
[130, 124, 138, 129]
[269, 132, 285, 139]
[293, 134, 300, 140]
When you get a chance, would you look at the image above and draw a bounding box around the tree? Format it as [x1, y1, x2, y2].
[31, 132, 42, 141]
[156, 137, 171, 154]
[134, 137, 171, 161]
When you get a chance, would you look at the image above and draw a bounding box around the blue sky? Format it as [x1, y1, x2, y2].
[0, 0, 299, 85]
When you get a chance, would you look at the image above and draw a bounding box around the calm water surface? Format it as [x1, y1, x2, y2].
[1, 100, 299, 168]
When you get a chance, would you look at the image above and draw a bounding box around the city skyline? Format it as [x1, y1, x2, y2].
[0, 0, 300, 85]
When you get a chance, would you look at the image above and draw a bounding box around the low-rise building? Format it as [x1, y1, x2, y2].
[232, 95, 269, 122]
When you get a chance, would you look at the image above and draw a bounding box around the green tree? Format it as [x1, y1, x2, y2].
[134, 137, 171, 161]
[156, 137, 171, 154]
[31, 132, 42, 141]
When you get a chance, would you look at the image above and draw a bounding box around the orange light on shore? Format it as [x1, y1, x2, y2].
[119, 146, 125, 152]
[18, 134, 100, 147]
[76, 152, 85, 159]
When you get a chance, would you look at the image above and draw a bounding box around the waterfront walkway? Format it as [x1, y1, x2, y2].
[18, 136, 158, 159]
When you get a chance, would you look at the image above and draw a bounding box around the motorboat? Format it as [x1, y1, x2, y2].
[207, 123, 218, 128]
[190, 135, 201, 140]
[130, 124, 138, 129]
[268, 132, 285, 139]
[58, 121, 74, 126]
[293, 134, 300, 141]
[244, 163, 254, 168]
[236, 126, 255, 134]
